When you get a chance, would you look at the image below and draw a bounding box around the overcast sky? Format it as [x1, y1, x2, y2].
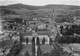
[0, 0, 80, 6]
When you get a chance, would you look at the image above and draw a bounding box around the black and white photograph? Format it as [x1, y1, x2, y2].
[0, 0, 80, 56]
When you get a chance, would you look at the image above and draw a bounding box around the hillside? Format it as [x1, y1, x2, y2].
[0, 3, 80, 23]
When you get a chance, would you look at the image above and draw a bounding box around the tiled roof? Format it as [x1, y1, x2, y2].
[35, 29, 50, 32]
[23, 31, 33, 36]
[35, 29, 51, 36]
[36, 32, 51, 37]
[37, 32, 48, 35]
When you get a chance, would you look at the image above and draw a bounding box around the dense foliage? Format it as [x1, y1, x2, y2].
[42, 38, 45, 44]
[6, 41, 22, 56]
[49, 38, 53, 45]
[57, 36, 80, 44]
[32, 37, 35, 56]
[60, 25, 80, 36]
[37, 46, 42, 56]
[26, 37, 29, 44]
[49, 43, 72, 56]
[36, 37, 40, 45]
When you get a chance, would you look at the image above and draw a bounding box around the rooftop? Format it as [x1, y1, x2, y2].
[22, 31, 33, 36]
[36, 32, 51, 37]
[35, 28, 50, 32]
[35, 29, 51, 36]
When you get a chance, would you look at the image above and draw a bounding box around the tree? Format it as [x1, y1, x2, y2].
[37, 46, 42, 56]
[57, 35, 80, 44]
[2, 49, 6, 56]
[10, 54, 15, 56]
[42, 37, 45, 44]
[22, 37, 25, 42]
[24, 51, 30, 56]
[32, 37, 35, 56]
[36, 37, 40, 45]
[59, 50, 72, 56]
[26, 37, 28, 44]
[16, 54, 22, 56]
[14, 40, 18, 44]
[20, 34, 23, 42]
[49, 42, 63, 56]
[7, 41, 22, 56]
[32, 44, 35, 56]
[32, 37, 35, 45]
[49, 50, 59, 56]
[53, 42, 63, 52]
[60, 25, 63, 34]
[49, 38, 53, 45]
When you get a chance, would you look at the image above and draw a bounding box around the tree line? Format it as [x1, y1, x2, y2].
[6, 41, 22, 56]
[57, 36, 80, 44]
[60, 25, 80, 36]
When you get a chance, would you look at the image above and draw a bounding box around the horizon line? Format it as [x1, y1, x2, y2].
[0, 3, 80, 6]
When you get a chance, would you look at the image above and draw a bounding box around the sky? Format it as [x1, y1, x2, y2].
[0, 0, 80, 6]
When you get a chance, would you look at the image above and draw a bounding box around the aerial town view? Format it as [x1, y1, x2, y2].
[0, 0, 80, 56]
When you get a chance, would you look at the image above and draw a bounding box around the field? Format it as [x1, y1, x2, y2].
[40, 44, 52, 53]
[19, 44, 32, 56]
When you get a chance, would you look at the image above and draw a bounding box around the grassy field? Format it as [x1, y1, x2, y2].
[19, 44, 32, 56]
[19, 44, 53, 55]
[40, 44, 53, 53]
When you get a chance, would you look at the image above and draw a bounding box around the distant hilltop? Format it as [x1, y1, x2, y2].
[0, 3, 80, 23]
[1, 3, 80, 10]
